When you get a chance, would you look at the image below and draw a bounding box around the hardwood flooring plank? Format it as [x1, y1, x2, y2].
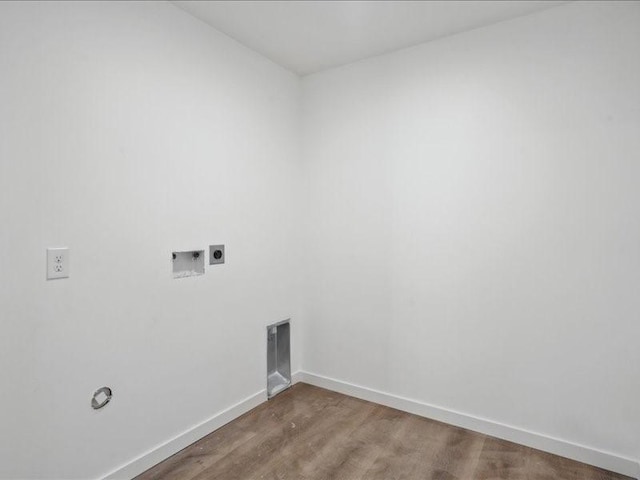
[474, 437, 530, 480]
[135, 384, 633, 480]
[190, 388, 369, 480]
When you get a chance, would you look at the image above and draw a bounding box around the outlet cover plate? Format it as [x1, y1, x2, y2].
[47, 247, 69, 280]
[209, 245, 225, 265]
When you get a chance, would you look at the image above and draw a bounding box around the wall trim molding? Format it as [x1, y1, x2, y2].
[102, 371, 303, 480]
[299, 371, 640, 479]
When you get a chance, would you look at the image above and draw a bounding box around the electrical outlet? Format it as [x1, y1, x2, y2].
[47, 248, 69, 280]
[209, 245, 225, 265]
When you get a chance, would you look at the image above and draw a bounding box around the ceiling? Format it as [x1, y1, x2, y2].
[173, 1, 567, 76]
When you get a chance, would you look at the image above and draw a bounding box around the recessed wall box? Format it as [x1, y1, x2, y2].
[267, 319, 291, 398]
[172, 250, 205, 278]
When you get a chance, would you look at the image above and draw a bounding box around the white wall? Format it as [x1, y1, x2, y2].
[2, 1, 639, 478]
[302, 0, 640, 471]
[0, 1, 302, 478]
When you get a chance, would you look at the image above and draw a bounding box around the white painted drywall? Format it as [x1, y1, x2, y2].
[0, 1, 302, 478]
[173, 0, 566, 75]
[302, 0, 640, 469]
[2, 1, 639, 478]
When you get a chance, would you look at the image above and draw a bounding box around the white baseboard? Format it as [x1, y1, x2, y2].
[299, 371, 640, 479]
[102, 371, 303, 480]
[291, 370, 304, 385]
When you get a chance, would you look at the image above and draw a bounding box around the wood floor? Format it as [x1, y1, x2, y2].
[136, 383, 633, 480]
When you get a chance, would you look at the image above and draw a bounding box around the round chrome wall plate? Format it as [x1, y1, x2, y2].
[91, 387, 112, 410]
